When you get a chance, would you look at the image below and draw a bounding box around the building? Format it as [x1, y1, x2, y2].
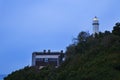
[32, 50, 65, 68]
[92, 16, 99, 37]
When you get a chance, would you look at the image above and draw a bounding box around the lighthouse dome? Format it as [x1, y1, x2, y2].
[93, 16, 98, 21]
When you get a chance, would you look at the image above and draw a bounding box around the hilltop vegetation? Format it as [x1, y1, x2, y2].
[4, 22, 120, 80]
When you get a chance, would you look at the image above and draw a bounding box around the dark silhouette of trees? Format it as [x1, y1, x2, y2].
[112, 22, 120, 36]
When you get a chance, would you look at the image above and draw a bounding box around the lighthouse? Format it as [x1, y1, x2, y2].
[92, 16, 99, 37]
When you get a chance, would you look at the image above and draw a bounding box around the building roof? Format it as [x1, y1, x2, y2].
[32, 50, 64, 55]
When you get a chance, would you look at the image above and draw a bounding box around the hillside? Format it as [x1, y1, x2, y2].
[4, 23, 120, 80]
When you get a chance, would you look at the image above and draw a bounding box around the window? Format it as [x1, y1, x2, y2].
[49, 58, 57, 61]
[44, 58, 48, 62]
[36, 58, 43, 61]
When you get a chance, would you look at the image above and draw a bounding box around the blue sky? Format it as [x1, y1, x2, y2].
[0, 0, 120, 74]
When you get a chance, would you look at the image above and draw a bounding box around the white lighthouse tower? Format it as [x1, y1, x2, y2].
[92, 16, 99, 37]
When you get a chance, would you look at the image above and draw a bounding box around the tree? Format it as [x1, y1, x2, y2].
[75, 31, 90, 53]
[112, 22, 120, 36]
[77, 31, 90, 43]
[66, 44, 76, 57]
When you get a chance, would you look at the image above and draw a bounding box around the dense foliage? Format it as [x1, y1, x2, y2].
[4, 23, 120, 80]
